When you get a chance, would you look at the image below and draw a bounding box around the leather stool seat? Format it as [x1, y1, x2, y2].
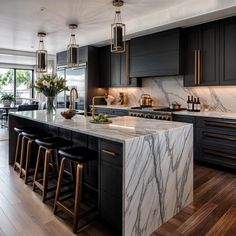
[22, 130, 49, 139]
[35, 137, 72, 149]
[58, 147, 97, 163]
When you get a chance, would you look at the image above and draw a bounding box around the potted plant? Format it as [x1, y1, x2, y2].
[0, 93, 16, 107]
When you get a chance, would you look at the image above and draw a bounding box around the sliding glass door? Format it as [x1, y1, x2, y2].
[0, 68, 34, 103]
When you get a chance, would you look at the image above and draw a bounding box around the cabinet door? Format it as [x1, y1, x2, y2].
[99, 46, 111, 87]
[130, 28, 182, 77]
[220, 17, 236, 85]
[184, 27, 201, 86]
[110, 53, 121, 87]
[198, 22, 220, 86]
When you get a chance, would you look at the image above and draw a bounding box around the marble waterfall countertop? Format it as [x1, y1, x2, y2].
[173, 110, 236, 119]
[10, 109, 193, 236]
[11, 109, 192, 143]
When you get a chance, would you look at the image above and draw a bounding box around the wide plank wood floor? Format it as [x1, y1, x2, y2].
[1, 128, 236, 236]
[152, 163, 236, 236]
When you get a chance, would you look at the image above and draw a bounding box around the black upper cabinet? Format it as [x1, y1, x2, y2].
[184, 22, 220, 86]
[220, 17, 236, 85]
[130, 28, 183, 78]
[56, 46, 87, 67]
[99, 43, 141, 88]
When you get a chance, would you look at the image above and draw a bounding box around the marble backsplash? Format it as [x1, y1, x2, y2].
[109, 76, 236, 112]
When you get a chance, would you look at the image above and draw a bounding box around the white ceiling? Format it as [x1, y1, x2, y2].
[0, 0, 236, 65]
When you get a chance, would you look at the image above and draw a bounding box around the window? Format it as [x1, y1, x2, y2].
[0, 68, 34, 102]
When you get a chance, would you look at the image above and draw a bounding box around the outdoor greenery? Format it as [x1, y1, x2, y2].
[0, 92, 16, 102]
[0, 69, 31, 89]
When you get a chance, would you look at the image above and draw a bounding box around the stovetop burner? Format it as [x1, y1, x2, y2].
[130, 106, 186, 112]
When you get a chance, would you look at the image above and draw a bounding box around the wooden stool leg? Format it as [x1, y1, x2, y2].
[19, 136, 26, 178]
[13, 133, 22, 170]
[42, 149, 51, 202]
[33, 146, 43, 191]
[24, 139, 33, 184]
[73, 163, 83, 233]
[53, 157, 66, 214]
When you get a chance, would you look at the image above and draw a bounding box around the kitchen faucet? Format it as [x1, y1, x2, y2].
[91, 95, 105, 119]
[69, 88, 79, 111]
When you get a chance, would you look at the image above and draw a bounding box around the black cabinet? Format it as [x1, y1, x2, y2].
[184, 22, 220, 86]
[99, 140, 122, 232]
[174, 114, 236, 169]
[130, 28, 183, 78]
[99, 44, 141, 88]
[220, 16, 236, 85]
[56, 46, 87, 67]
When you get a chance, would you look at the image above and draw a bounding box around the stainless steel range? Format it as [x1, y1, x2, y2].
[129, 106, 186, 121]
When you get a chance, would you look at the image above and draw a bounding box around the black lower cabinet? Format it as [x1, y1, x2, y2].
[174, 114, 236, 169]
[99, 140, 122, 233]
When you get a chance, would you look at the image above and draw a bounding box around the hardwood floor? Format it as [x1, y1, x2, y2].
[1, 128, 236, 236]
[152, 164, 236, 236]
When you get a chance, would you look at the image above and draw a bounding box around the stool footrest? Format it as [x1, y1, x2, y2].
[56, 201, 74, 216]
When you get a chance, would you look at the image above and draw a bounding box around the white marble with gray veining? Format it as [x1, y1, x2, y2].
[109, 76, 236, 112]
[174, 110, 236, 119]
[11, 109, 192, 143]
[124, 124, 193, 236]
[10, 109, 193, 236]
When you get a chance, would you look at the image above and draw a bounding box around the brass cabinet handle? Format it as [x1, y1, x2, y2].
[204, 149, 236, 160]
[198, 50, 201, 85]
[205, 132, 236, 141]
[102, 149, 119, 157]
[194, 50, 198, 85]
[204, 120, 236, 129]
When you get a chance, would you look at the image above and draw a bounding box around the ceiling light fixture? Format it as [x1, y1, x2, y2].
[36, 32, 47, 73]
[67, 24, 79, 68]
[111, 0, 126, 53]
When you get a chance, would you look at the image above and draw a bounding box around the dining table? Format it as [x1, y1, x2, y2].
[0, 105, 18, 127]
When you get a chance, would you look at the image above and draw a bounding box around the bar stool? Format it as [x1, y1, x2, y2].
[53, 146, 97, 233]
[19, 130, 50, 184]
[13, 127, 32, 172]
[33, 137, 72, 202]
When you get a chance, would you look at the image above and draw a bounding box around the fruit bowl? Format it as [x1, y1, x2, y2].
[89, 113, 112, 124]
[61, 110, 76, 119]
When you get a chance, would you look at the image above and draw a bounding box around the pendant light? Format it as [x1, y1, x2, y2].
[111, 0, 126, 53]
[36, 32, 47, 73]
[67, 24, 79, 68]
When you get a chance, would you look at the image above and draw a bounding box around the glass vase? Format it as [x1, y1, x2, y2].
[46, 96, 56, 114]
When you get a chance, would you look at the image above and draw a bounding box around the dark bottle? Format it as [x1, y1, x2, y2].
[196, 98, 201, 112]
[187, 96, 191, 111]
[192, 98, 197, 111]
[189, 96, 193, 111]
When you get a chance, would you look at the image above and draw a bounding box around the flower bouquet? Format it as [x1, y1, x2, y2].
[34, 74, 68, 114]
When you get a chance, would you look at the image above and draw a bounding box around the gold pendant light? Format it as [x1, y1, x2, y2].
[36, 32, 47, 73]
[111, 0, 126, 53]
[67, 24, 79, 68]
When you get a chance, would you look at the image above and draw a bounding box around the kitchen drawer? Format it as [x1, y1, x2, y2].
[196, 128, 236, 149]
[196, 117, 236, 132]
[111, 109, 129, 116]
[100, 140, 122, 166]
[100, 190, 122, 232]
[173, 114, 196, 124]
[101, 161, 122, 198]
[198, 144, 236, 169]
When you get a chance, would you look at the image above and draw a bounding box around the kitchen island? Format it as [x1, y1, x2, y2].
[9, 109, 193, 236]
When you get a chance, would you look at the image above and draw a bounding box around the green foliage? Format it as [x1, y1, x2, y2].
[0, 69, 31, 89]
[0, 92, 16, 102]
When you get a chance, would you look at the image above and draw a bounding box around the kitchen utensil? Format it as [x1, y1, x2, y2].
[139, 94, 153, 107]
